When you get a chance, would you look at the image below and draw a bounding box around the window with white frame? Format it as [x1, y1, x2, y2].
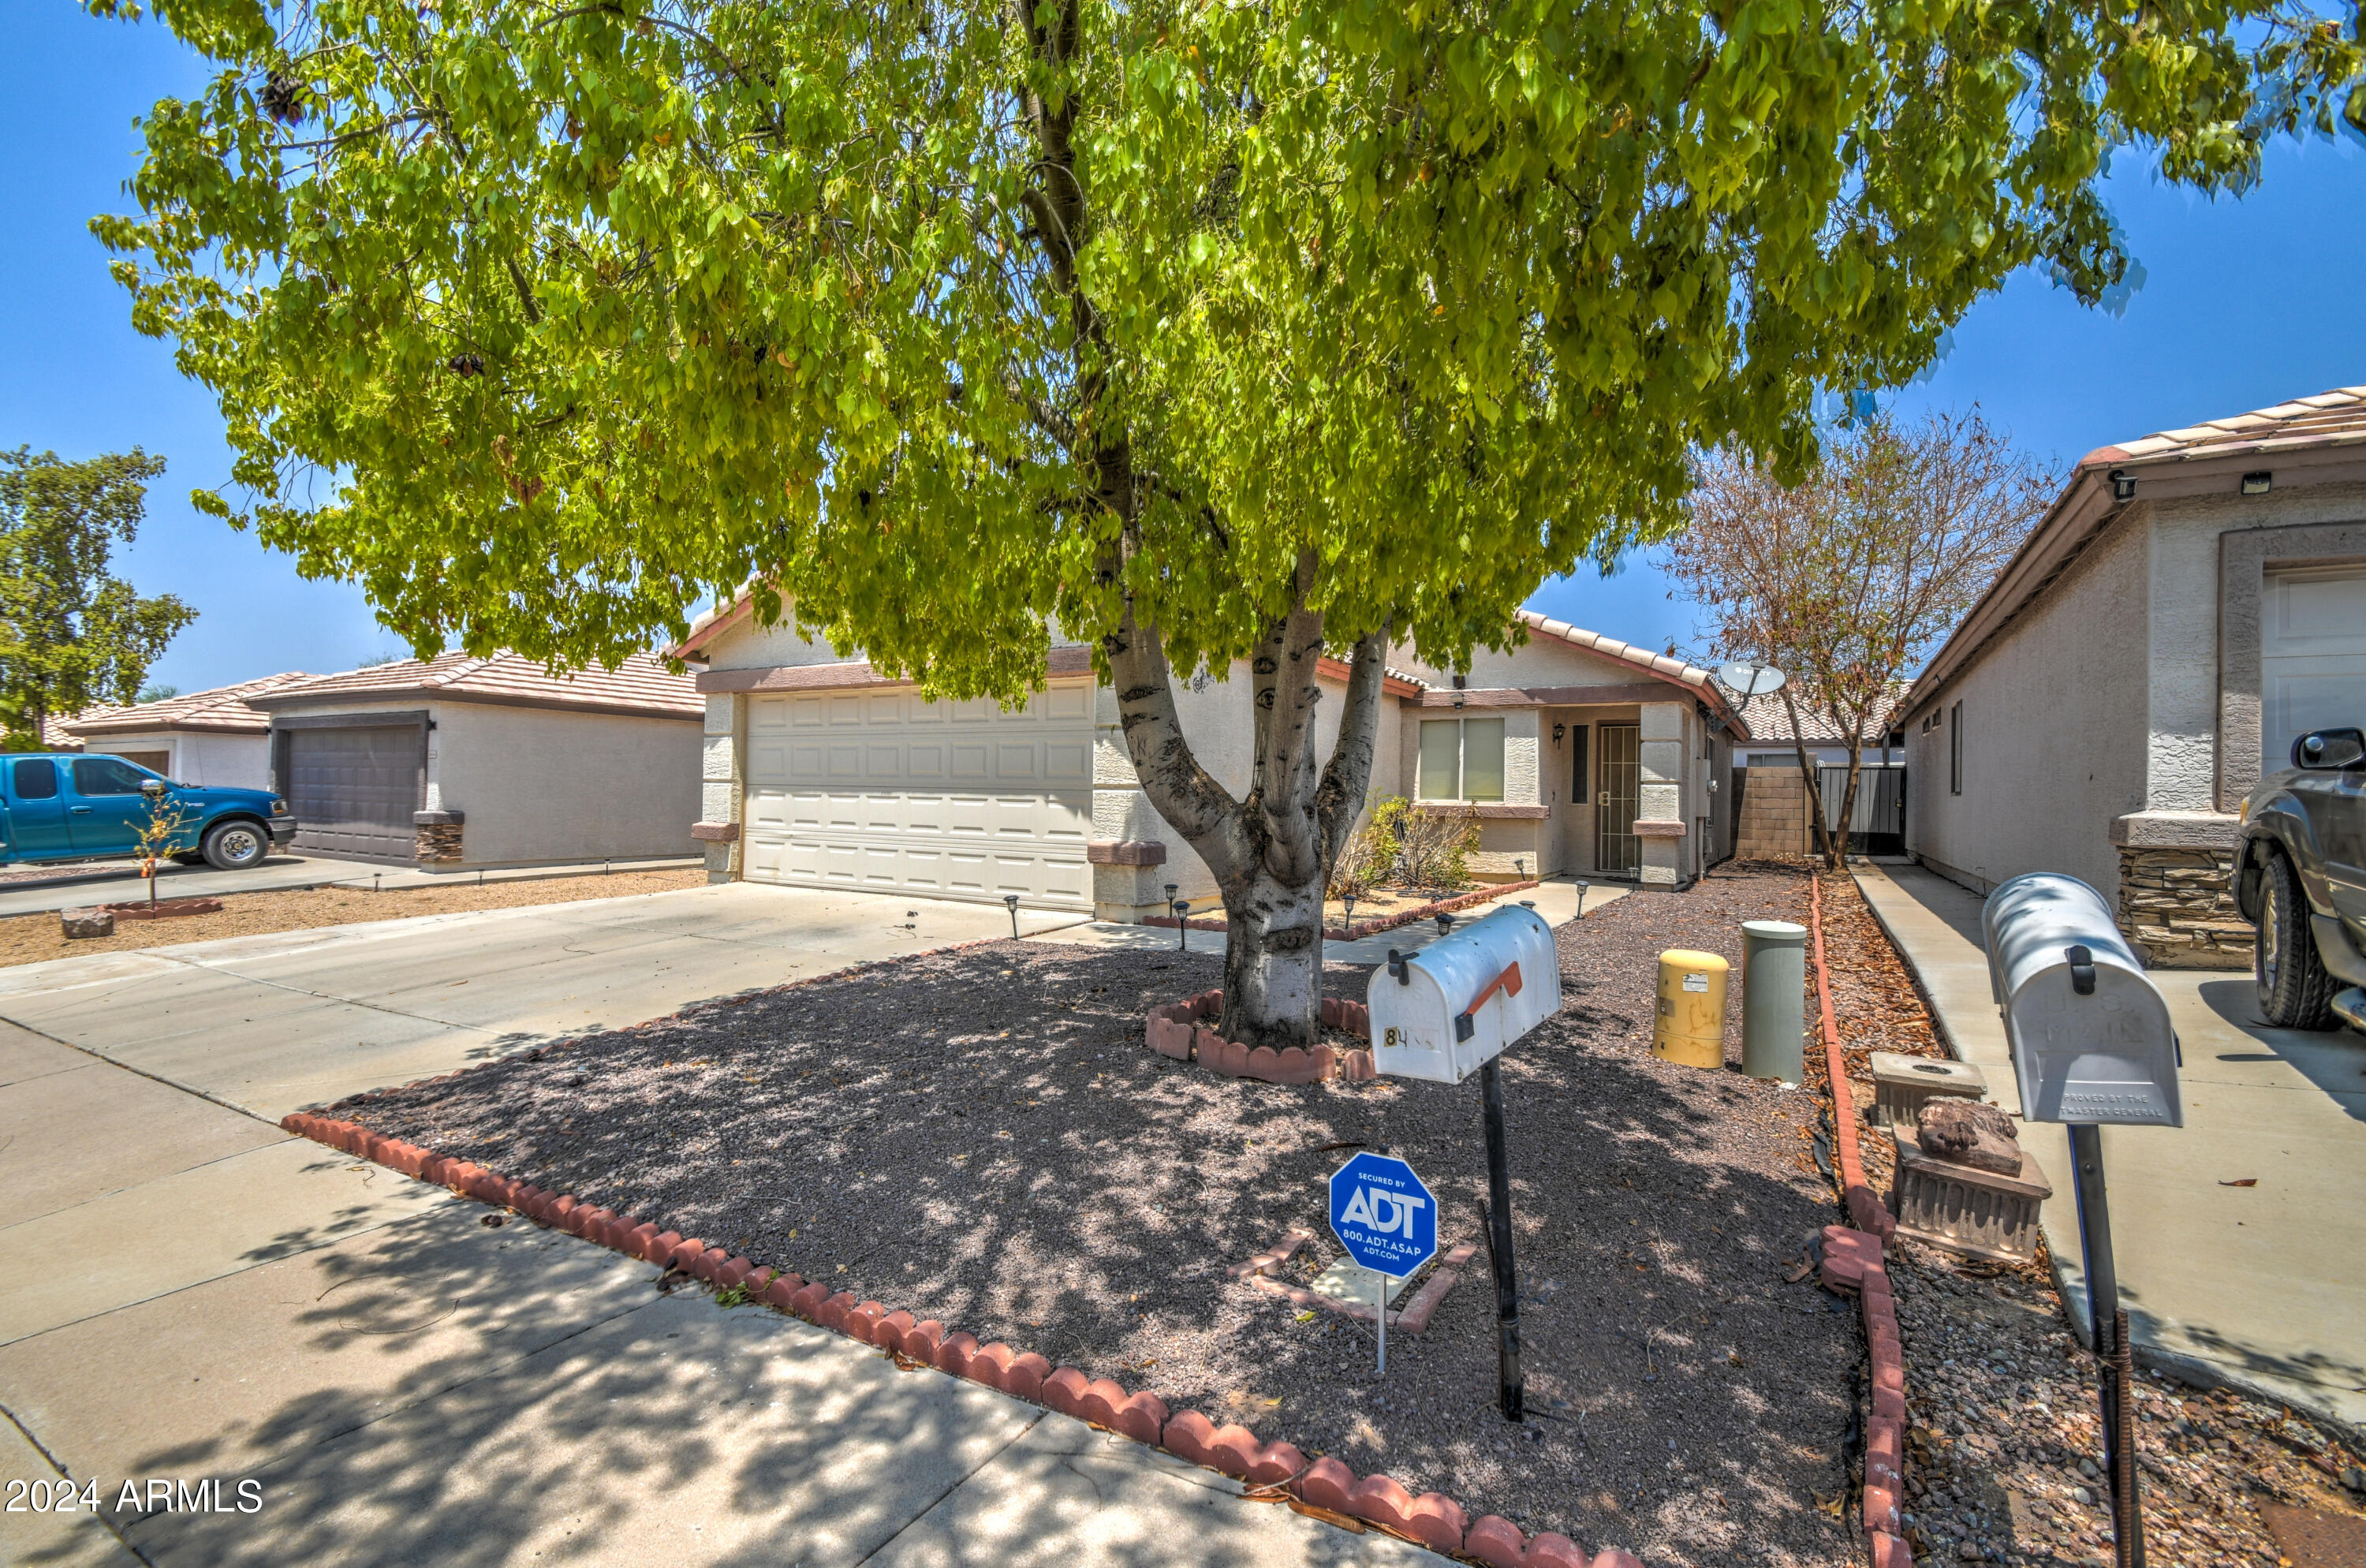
[1417, 717, 1506, 802]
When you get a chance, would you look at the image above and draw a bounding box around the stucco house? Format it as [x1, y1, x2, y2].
[1901, 385, 2366, 967]
[59, 674, 313, 787]
[667, 601, 1745, 920]
[245, 653, 701, 868]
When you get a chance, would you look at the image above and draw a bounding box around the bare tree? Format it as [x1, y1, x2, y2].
[1668, 409, 2054, 866]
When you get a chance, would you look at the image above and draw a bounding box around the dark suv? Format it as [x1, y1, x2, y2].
[2235, 726, 2366, 1032]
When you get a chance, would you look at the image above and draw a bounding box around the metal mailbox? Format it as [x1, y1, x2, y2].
[1367, 905, 1561, 1085]
[1982, 872, 2182, 1127]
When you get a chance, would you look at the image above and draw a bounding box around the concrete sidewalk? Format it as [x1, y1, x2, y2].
[0, 884, 1447, 1567]
[0, 853, 703, 919]
[1853, 861, 2366, 1435]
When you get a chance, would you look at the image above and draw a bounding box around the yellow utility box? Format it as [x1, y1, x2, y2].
[1651, 949, 1730, 1070]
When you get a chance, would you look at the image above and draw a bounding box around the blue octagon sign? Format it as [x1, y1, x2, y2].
[1328, 1152, 1439, 1279]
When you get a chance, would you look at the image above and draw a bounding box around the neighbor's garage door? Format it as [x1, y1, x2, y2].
[2262, 565, 2366, 771]
[286, 727, 420, 861]
[744, 683, 1094, 909]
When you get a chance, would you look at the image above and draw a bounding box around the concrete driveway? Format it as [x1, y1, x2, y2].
[0, 883, 1451, 1567]
[0, 882, 1080, 1118]
[1853, 861, 2366, 1435]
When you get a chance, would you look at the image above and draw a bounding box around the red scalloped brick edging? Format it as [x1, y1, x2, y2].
[1811, 872, 1911, 1567]
[277, 1108, 1640, 1567]
[1143, 989, 1377, 1085]
[1145, 879, 1544, 943]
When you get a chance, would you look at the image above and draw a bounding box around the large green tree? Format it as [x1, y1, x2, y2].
[93, 0, 2360, 1043]
[0, 447, 195, 750]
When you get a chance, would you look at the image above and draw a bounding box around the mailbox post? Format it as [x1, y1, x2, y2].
[1984, 872, 2184, 1568]
[1368, 905, 1562, 1421]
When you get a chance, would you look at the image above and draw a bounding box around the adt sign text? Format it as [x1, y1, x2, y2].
[1328, 1152, 1439, 1279]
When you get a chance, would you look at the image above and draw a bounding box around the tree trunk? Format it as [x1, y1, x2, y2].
[1219, 865, 1330, 1043]
[1103, 552, 1389, 1050]
[1003, 0, 1386, 1048]
[1779, 686, 1838, 867]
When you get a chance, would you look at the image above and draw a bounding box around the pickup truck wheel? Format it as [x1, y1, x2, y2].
[2256, 850, 2337, 1029]
[200, 819, 271, 872]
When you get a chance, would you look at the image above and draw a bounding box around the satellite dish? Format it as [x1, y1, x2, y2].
[1717, 662, 1787, 700]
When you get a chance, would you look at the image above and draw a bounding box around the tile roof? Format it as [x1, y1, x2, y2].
[1513, 612, 1748, 730]
[1736, 682, 1908, 745]
[65, 673, 315, 737]
[249, 652, 700, 719]
[2081, 385, 2366, 470]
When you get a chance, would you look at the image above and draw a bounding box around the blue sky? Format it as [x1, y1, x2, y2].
[4, 3, 2362, 693]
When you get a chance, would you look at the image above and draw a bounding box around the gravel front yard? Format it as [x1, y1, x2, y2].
[339, 864, 1859, 1566]
[0, 867, 704, 966]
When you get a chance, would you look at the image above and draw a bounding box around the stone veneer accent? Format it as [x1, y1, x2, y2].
[2114, 846, 2251, 969]
[412, 809, 464, 864]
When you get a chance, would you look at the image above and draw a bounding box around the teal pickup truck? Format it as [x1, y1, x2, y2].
[0, 752, 296, 872]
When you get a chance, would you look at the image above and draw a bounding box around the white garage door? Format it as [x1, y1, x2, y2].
[2262, 565, 2366, 772]
[744, 682, 1095, 909]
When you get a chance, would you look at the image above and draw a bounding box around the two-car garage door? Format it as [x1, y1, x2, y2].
[743, 682, 1095, 910]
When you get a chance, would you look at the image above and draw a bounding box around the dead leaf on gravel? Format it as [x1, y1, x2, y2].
[1813, 1491, 1843, 1517]
[1783, 1260, 1814, 1283]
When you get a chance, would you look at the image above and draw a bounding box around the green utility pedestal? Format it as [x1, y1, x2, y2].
[1741, 920, 1808, 1085]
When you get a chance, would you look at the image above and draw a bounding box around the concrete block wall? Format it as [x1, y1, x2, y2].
[1735, 767, 1809, 858]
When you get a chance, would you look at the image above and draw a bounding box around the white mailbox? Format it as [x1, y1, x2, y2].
[1366, 905, 1562, 1084]
[1982, 872, 2183, 1127]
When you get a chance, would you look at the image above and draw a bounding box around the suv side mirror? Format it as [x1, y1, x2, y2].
[2292, 728, 2366, 771]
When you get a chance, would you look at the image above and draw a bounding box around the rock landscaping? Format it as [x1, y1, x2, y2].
[319, 864, 1860, 1567]
[1812, 868, 2366, 1566]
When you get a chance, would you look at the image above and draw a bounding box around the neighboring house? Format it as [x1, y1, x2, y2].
[1731, 685, 1908, 858]
[59, 674, 313, 787]
[1901, 384, 2366, 968]
[244, 653, 701, 868]
[666, 602, 1745, 920]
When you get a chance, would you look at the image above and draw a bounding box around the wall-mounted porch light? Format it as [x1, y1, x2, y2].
[2241, 471, 2272, 495]
[1551, 722, 1566, 745]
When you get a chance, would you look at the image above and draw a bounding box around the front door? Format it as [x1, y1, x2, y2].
[1559, 721, 1591, 872]
[1596, 722, 1640, 875]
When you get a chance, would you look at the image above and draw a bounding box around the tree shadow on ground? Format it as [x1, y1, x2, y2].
[338, 865, 1857, 1567]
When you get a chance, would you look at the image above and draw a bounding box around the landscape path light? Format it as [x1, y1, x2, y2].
[1002, 893, 1021, 939]
[1170, 899, 1190, 950]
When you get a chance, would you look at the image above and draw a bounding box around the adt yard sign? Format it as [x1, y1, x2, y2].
[1329, 1152, 1438, 1279]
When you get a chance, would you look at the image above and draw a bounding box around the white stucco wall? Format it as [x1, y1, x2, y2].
[84, 730, 271, 789]
[702, 614, 862, 671]
[427, 702, 700, 866]
[1904, 507, 2151, 896]
[267, 696, 699, 868]
[2142, 480, 2366, 812]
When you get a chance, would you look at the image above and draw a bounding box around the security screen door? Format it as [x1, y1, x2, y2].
[1595, 723, 1641, 875]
